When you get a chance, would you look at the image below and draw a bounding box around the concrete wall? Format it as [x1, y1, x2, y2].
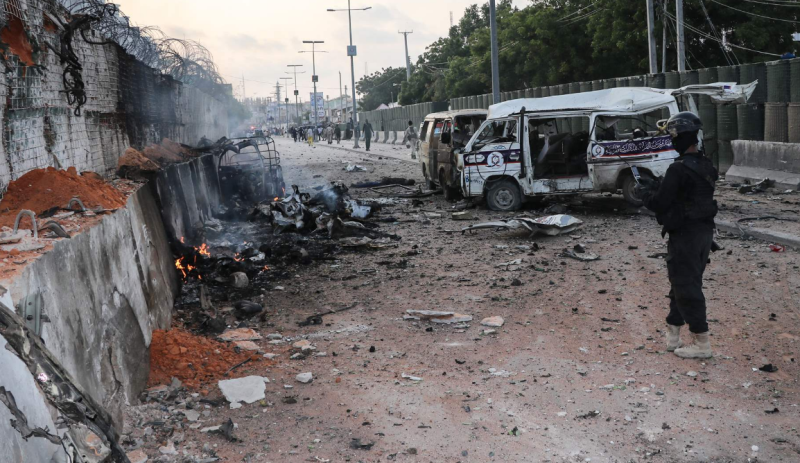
[0, 2, 229, 189]
[726, 140, 800, 189]
[4, 184, 179, 426]
[0, 335, 67, 463]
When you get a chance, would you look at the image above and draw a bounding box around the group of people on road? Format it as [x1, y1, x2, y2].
[289, 123, 344, 146]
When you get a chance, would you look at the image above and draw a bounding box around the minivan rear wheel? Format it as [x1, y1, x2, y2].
[486, 179, 522, 211]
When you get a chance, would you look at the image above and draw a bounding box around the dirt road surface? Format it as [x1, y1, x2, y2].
[125, 136, 800, 463]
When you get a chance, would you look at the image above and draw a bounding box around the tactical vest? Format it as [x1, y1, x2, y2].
[679, 155, 718, 222]
[656, 153, 718, 233]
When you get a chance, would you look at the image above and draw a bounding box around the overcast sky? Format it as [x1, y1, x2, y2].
[116, 0, 527, 102]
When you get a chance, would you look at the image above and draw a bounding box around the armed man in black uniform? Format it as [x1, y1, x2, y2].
[637, 112, 718, 359]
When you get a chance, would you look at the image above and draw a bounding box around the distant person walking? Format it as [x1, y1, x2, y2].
[363, 119, 373, 151]
[334, 124, 342, 144]
[290, 127, 297, 142]
[325, 124, 334, 144]
[401, 120, 419, 159]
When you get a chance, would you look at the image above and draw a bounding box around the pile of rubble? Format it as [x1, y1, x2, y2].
[117, 138, 199, 179]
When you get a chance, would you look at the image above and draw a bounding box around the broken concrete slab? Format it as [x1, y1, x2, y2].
[296, 372, 313, 384]
[218, 376, 270, 407]
[218, 328, 262, 342]
[405, 310, 473, 324]
[481, 316, 505, 327]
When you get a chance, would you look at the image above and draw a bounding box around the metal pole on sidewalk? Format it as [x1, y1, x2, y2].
[646, 0, 658, 74]
[489, 0, 500, 104]
[327, 1, 371, 148]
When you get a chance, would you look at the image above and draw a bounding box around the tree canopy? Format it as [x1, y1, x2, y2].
[355, 0, 798, 108]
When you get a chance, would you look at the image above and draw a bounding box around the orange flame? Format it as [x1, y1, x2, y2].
[273, 197, 279, 202]
[194, 243, 210, 257]
[175, 257, 187, 278]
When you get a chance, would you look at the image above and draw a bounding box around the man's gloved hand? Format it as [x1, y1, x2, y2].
[634, 177, 659, 197]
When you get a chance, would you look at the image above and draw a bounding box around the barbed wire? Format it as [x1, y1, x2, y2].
[55, 0, 225, 89]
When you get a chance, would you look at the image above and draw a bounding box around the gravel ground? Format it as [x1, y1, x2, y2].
[124, 137, 800, 463]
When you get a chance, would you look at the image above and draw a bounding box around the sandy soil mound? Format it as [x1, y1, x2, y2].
[0, 167, 127, 228]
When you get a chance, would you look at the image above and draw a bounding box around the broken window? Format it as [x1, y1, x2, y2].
[472, 119, 517, 150]
[594, 108, 669, 141]
[420, 121, 430, 142]
[531, 116, 589, 179]
[453, 115, 484, 148]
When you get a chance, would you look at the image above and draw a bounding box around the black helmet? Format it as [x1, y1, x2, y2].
[666, 111, 702, 137]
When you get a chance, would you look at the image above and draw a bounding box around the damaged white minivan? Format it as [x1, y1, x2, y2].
[457, 83, 755, 210]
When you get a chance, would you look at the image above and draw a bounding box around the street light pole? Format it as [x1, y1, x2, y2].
[301, 40, 325, 129]
[287, 65, 304, 125]
[328, 2, 371, 148]
[488, 0, 500, 104]
[280, 77, 292, 132]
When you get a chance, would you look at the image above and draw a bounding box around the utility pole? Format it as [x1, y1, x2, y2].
[398, 30, 413, 80]
[327, 2, 371, 149]
[488, 0, 500, 104]
[339, 71, 343, 123]
[662, 0, 668, 72]
[280, 77, 292, 130]
[301, 40, 325, 128]
[676, 0, 686, 72]
[242, 74, 246, 100]
[287, 65, 304, 125]
[646, 0, 658, 74]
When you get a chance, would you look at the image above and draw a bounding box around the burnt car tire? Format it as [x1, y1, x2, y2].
[486, 179, 522, 211]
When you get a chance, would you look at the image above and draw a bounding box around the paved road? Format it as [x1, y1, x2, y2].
[127, 137, 800, 462]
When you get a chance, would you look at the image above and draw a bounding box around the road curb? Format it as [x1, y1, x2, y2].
[715, 219, 800, 249]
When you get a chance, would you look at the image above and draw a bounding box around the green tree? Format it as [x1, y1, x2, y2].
[356, 67, 406, 111]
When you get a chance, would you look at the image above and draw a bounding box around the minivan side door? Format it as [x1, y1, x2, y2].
[437, 119, 454, 185]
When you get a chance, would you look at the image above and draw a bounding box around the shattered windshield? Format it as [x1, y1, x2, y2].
[473, 119, 517, 149]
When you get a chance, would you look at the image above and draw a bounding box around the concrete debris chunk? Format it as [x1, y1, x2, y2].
[561, 248, 600, 261]
[231, 272, 249, 288]
[218, 376, 269, 407]
[401, 373, 423, 381]
[345, 164, 366, 172]
[296, 372, 314, 384]
[158, 443, 178, 455]
[218, 328, 262, 342]
[405, 310, 473, 324]
[233, 340, 261, 352]
[183, 410, 201, 422]
[481, 316, 505, 327]
[292, 339, 316, 351]
[452, 211, 475, 220]
[126, 449, 148, 463]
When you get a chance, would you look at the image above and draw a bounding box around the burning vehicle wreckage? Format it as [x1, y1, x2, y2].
[171, 182, 401, 334]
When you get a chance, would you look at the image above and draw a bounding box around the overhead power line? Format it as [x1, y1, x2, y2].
[709, 0, 800, 23]
[736, 0, 800, 7]
[665, 11, 782, 56]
